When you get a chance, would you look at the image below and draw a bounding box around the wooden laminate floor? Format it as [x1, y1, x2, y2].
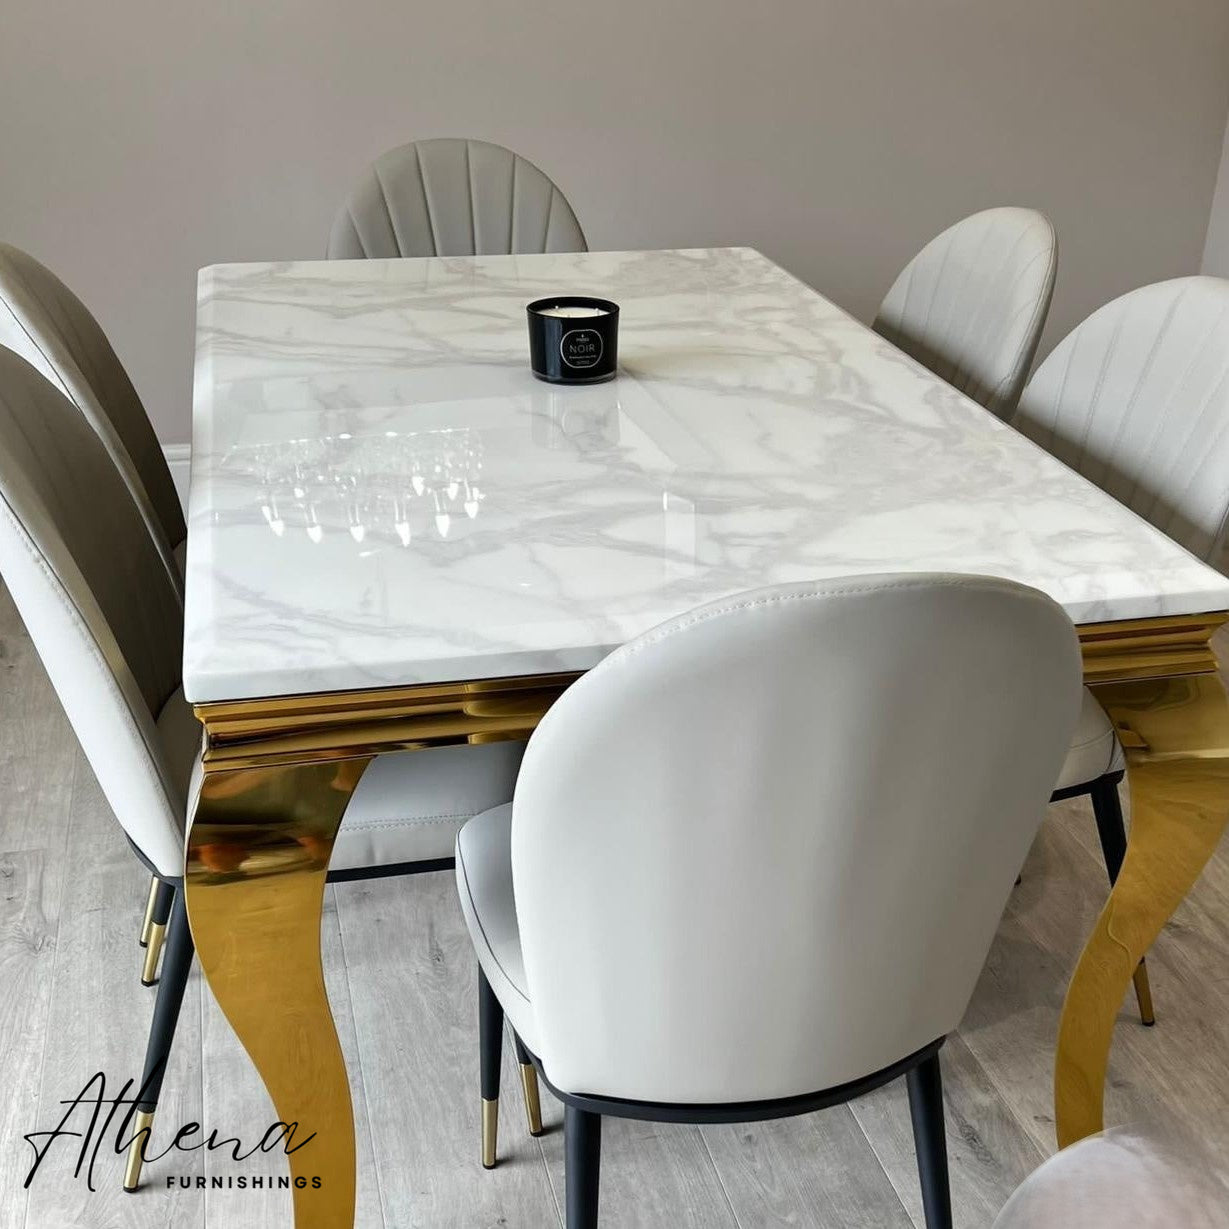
[2, 581, 1228, 1228]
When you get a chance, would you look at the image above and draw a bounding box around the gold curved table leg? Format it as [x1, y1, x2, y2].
[1055, 673, 1229, 1147]
[185, 756, 372, 1228]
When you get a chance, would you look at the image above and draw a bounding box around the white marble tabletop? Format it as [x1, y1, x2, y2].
[186, 247, 1229, 703]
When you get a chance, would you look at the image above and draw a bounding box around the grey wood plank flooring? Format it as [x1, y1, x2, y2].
[0, 583, 76, 1229]
[0, 852, 63, 1229]
[4, 598, 1229, 1227]
[333, 871, 561, 1228]
[22, 751, 207, 1229]
[538, 1115, 742, 1229]
[849, 1033, 1046, 1229]
[699, 1108, 914, 1228]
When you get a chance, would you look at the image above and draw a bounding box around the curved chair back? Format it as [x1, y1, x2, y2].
[1014, 276, 1229, 568]
[992, 1128, 1229, 1228]
[874, 207, 1057, 420]
[327, 138, 587, 260]
[511, 574, 1081, 1103]
[0, 348, 186, 876]
[0, 243, 185, 580]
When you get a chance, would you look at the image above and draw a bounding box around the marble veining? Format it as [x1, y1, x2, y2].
[187, 247, 1229, 703]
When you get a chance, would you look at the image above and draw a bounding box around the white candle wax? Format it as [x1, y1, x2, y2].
[537, 305, 608, 318]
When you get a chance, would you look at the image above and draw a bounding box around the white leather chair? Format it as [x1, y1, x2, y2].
[874, 208, 1058, 420]
[992, 1127, 1229, 1228]
[0, 347, 531, 1191]
[1014, 275, 1229, 1023]
[455, 574, 1082, 1228]
[327, 138, 587, 260]
[0, 243, 185, 581]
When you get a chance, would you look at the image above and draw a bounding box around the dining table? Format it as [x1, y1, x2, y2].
[185, 245, 1229, 1228]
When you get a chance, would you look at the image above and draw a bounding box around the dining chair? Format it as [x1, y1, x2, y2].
[455, 573, 1083, 1229]
[991, 1127, 1229, 1228]
[1014, 274, 1229, 1024]
[326, 137, 587, 260]
[873, 207, 1058, 420]
[0, 241, 203, 973]
[0, 242, 185, 581]
[0, 346, 538, 1194]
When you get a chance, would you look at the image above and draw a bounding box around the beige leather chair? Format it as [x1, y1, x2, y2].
[327, 138, 587, 259]
[1014, 275, 1229, 1023]
[0, 243, 185, 581]
[0, 347, 532, 1192]
[874, 208, 1057, 420]
[456, 574, 1082, 1228]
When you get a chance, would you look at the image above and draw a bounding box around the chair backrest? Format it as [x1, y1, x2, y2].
[327, 138, 587, 260]
[0, 347, 186, 875]
[1013, 276, 1229, 570]
[511, 574, 1081, 1103]
[874, 207, 1057, 420]
[0, 243, 186, 580]
[992, 1128, 1229, 1229]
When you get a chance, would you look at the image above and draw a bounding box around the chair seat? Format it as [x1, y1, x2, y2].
[1053, 687, 1124, 794]
[333, 742, 525, 870]
[455, 802, 539, 1053]
[158, 689, 524, 875]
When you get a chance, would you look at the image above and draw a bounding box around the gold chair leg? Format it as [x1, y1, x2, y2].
[122, 1109, 155, 1192]
[482, 1098, 499, 1169]
[139, 877, 159, 948]
[519, 1062, 543, 1136]
[1133, 959, 1156, 1026]
[140, 921, 166, 987]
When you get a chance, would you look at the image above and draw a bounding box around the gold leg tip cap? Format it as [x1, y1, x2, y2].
[481, 1098, 498, 1170]
[123, 1110, 155, 1191]
[519, 1063, 543, 1136]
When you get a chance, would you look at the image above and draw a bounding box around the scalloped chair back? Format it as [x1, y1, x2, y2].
[0, 243, 185, 582]
[1014, 275, 1229, 571]
[874, 207, 1057, 420]
[327, 138, 587, 260]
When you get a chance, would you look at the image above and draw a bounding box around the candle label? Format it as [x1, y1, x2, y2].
[560, 328, 604, 370]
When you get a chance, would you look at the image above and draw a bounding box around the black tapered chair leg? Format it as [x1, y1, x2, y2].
[565, 1105, 602, 1229]
[479, 967, 504, 1169]
[1090, 775, 1127, 878]
[124, 889, 195, 1191]
[906, 1053, 952, 1229]
[140, 879, 175, 986]
[1089, 776, 1156, 1025]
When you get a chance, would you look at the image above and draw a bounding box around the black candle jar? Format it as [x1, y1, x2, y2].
[526, 296, 620, 384]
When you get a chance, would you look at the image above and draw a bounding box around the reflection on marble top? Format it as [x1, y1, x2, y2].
[187, 247, 1229, 703]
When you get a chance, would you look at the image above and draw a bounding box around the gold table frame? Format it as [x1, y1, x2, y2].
[185, 610, 1229, 1227]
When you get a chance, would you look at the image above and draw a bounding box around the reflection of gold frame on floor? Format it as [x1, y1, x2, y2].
[183, 609, 1229, 1229]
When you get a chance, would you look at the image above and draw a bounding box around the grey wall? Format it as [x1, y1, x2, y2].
[3, 1, 1229, 444]
[1202, 112, 1229, 277]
